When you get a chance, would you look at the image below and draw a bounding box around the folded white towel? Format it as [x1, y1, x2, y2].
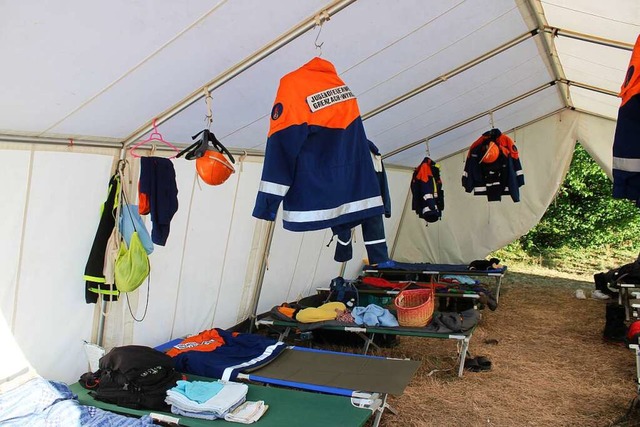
[224, 401, 268, 424]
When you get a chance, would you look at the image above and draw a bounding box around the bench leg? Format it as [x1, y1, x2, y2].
[457, 336, 471, 377]
[495, 276, 502, 303]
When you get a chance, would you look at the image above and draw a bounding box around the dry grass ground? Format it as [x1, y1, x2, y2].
[354, 265, 640, 427]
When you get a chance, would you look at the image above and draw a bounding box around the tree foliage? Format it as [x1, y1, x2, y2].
[520, 143, 640, 253]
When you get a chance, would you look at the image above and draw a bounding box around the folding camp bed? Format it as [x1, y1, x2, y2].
[154, 337, 420, 427]
[618, 282, 640, 321]
[255, 315, 475, 377]
[316, 282, 482, 309]
[363, 263, 507, 302]
[69, 375, 376, 427]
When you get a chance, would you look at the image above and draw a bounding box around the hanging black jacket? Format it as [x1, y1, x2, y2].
[83, 174, 120, 303]
[411, 157, 444, 223]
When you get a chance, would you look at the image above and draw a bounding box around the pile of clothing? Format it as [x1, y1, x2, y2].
[166, 380, 267, 423]
[272, 297, 399, 328]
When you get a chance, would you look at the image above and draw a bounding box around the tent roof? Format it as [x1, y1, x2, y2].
[0, 0, 636, 166]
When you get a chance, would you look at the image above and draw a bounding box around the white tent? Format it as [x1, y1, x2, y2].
[0, 0, 637, 384]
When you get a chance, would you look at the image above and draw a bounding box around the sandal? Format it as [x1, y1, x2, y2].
[464, 357, 482, 372]
[476, 355, 492, 371]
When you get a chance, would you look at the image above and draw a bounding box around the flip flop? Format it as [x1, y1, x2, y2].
[476, 355, 492, 371]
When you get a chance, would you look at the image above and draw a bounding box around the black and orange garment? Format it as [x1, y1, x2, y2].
[613, 34, 640, 206]
[166, 328, 285, 381]
[411, 157, 444, 223]
[462, 129, 524, 202]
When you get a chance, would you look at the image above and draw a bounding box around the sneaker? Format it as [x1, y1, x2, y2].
[575, 289, 586, 299]
[591, 290, 611, 300]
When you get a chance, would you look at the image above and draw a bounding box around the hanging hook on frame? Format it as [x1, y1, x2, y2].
[489, 111, 495, 129]
[425, 138, 431, 158]
[203, 87, 213, 130]
[313, 10, 330, 57]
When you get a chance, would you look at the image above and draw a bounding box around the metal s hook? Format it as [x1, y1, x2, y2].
[313, 11, 330, 57]
[203, 87, 213, 130]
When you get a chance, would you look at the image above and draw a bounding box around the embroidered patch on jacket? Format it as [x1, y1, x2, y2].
[271, 103, 283, 120]
[306, 85, 355, 112]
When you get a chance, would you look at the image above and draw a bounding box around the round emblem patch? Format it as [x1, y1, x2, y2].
[271, 103, 283, 120]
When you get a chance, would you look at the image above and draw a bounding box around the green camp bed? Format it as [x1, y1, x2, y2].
[363, 264, 507, 302]
[70, 375, 375, 427]
[255, 315, 476, 377]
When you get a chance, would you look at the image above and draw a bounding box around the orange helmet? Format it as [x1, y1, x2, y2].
[196, 150, 235, 185]
[480, 141, 500, 164]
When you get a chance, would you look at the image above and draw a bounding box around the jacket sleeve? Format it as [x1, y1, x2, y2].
[368, 140, 391, 218]
[252, 83, 309, 221]
[462, 155, 475, 193]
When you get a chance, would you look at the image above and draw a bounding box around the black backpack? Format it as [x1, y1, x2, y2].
[82, 345, 183, 411]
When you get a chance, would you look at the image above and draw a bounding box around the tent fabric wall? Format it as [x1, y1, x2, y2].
[576, 113, 617, 179]
[393, 110, 581, 264]
[0, 145, 117, 383]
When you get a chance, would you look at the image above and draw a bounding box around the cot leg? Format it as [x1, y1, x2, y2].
[495, 276, 502, 303]
[458, 336, 471, 377]
[635, 344, 640, 395]
[278, 327, 291, 342]
[371, 393, 389, 427]
[623, 288, 631, 322]
[361, 332, 380, 354]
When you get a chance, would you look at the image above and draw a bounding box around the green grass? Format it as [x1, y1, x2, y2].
[492, 241, 640, 278]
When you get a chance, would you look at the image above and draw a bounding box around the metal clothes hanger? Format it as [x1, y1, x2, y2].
[313, 11, 330, 57]
[129, 118, 180, 159]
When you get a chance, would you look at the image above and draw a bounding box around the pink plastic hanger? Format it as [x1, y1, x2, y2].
[129, 118, 180, 159]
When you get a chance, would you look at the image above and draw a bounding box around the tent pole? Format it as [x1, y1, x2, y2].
[121, 0, 357, 147]
[382, 81, 556, 160]
[362, 29, 539, 121]
[559, 80, 619, 98]
[95, 146, 128, 347]
[522, 0, 572, 109]
[545, 26, 634, 51]
[248, 220, 276, 333]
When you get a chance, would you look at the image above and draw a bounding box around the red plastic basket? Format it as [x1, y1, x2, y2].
[394, 288, 434, 327]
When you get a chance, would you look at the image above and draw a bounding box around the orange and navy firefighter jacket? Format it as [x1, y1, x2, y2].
[252, 57, 384, 231]
[462, 129, 524, 202]
[613, 34, 640, 206]
[411, 157, 444, 223]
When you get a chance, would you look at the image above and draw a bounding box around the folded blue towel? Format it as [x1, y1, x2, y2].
[352, 304, 399, 327]
[173, 380, 225, 403]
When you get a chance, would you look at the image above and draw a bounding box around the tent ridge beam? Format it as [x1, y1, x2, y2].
[381, 80, 557, 160]
[545, 26, 635, 51]
[121, 0, 357, 148]
[560, 79, 619, 98]
[522, 0, 572, 109]
[0, 133, 122, 149]
[361, 29, 539, 121]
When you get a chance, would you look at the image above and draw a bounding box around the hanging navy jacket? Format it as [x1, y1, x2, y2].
[462, 129, 524, 202]
[252, 57, 384, 231]
[613, 35, 640, 206]
[411, 157, 444, 223]
[139, 157, 179, 246]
